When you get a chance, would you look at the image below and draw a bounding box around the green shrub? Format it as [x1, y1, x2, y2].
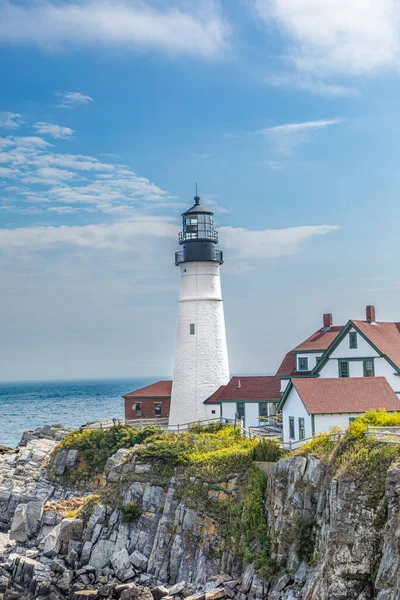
[135, 425, 256, 479]
[59, 424, 160, 478]
[252, 439, 283, 462]
[121, 501, 142, 522]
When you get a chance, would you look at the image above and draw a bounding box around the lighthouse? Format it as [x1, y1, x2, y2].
[169, 194, 230, 427]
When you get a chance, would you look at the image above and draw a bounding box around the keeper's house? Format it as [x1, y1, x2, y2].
[277, 306, 400, 446]
[279, 377, 400, 448]
[123, 381, 172, 422]
[204, 376, 281, 428]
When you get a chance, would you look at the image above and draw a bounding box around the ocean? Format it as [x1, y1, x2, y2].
[0, 377, 156, 448]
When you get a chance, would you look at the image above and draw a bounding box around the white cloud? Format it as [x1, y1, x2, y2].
[220, 224, 338, 258]
[0, 111, 22, 129]
[258, 118, 342, 154]
[0, 1, 229, 58]
[0, 219, 178, 250]
[32, 122, 75, 139]
[0, 220, 338, 260]
[264, 74, 358, 98]
[0, 134, 178, 215]
[254, 0, 400, 76]
[55, 91, 93, 109]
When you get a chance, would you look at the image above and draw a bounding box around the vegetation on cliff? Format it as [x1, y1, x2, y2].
[297, 409, 400, 508]
[56, 423, 283, 578]
[60, 424, 160, 477]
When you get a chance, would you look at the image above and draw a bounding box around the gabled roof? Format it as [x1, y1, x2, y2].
[275, 352, 312, 378]
[352, 321, 400, 370]
[276, 325, 344, 378]
[293, 326, 344, 352]
[311, 320, 400, 376]
[123, 380, 172, 398]
[204, 376, 281, 404]
[282, 377, 400, 415]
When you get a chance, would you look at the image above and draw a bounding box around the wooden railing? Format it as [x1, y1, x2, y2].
[366, 425, 400, 444]
[281, 431, 345, 451]
[82, 416, 236, 432]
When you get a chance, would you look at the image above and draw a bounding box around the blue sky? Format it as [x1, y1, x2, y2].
[1, 0, 400, 381]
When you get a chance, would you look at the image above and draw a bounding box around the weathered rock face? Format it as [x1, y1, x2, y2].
[265, 454, 394, 599]
[0, 424, 74, 530]
[3, 426, 400, 600]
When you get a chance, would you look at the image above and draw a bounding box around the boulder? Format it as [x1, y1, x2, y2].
[120, 585, 153, 600]
[240, 564, 255, 594]
[151, 585, 169, 600]
[41, 518, 83, 557]
[10, 501, 43, 542]
[205, 590, 225, 600]
[274, 574, 292, 592]
[111, 549, 135, 582]
[130, 550, 148, 572]
[168, 582, 186, 596]
[9, 504, 29, 542]
[89, 540, 115, 570]
[57, 569, 74, 590]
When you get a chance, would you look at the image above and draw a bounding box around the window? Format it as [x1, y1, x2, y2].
[363, 359, 375, 377]
[339, 360, 349, 378]
[349, 417, 356, 423]
[190, 323, 195, 335]
[297, 357, 309, 371]
[236, 402, 245, 421]
[211, 409, 216, 415]
[259, 402, 268, 419]
[299, 418, 305, 440]
[133, 403, 142, 416]
[289, 416, 295, 439]
[154, 403, 162, 417]
[349, 332, 357, 349]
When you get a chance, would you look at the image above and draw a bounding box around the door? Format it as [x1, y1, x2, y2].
[236, 402, 245, 427]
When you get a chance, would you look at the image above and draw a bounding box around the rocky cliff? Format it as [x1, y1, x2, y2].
[1, 421, 400, 600]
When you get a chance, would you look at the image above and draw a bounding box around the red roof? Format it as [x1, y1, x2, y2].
[292, 377, 400, 414]
[276, 326, 344, 377]
[204, 376, 281, 403]
[293, 326, 344, 352]
[352, 320, 400, 369]
[123, 380, 172, 398]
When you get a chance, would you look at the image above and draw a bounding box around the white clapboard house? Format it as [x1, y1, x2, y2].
[276, 306, 400, 446]
[204, 376, 281, 428]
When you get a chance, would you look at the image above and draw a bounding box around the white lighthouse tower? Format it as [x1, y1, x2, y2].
[169, 194, 230, 427]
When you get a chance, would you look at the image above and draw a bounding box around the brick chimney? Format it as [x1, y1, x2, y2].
[323, 313, 333, 329]
[366, 305, 376, 323]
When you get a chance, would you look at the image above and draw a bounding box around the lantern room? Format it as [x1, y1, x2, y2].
[175, 195, 223, 265]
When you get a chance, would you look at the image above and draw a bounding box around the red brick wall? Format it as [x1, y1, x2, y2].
[124, 396, 171, 421]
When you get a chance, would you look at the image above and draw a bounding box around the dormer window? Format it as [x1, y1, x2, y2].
[297, 357, 309, 371]
[349, 332, 357, 349]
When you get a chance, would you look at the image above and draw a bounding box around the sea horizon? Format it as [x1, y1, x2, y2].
[0, 377, 158, 448]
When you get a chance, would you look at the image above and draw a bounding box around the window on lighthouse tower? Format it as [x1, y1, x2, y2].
[190, 323, 195, 335]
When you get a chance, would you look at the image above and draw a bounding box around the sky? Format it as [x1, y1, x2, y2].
[1, 0, 400, 382]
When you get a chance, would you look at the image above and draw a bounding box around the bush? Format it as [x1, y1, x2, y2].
[59, 424, 160, 477]
[135, 425, 256, 479]
[252, 439, 283, 462]
[121, 501, 142, 522]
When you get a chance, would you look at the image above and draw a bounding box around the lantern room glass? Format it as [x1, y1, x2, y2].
[180, 212, 217, 242]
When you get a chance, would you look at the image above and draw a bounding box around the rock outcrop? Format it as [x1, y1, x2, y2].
[2, 425, 400, 599]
